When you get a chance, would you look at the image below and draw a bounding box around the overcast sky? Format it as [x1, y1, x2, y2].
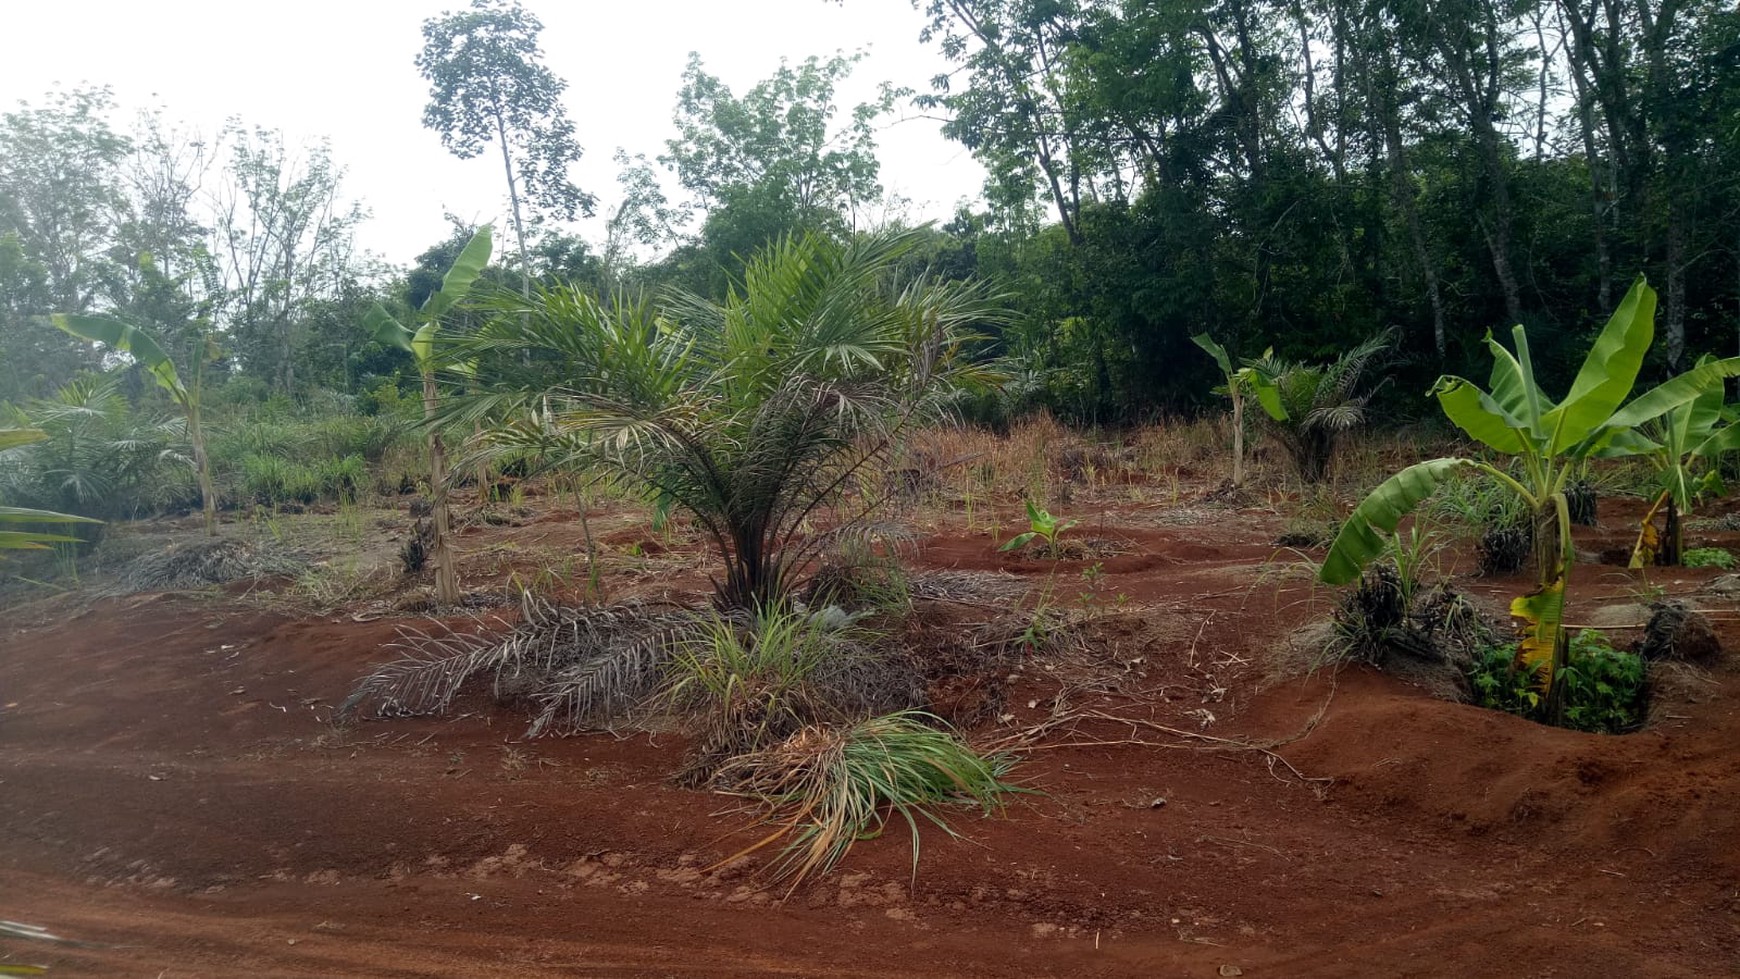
[1, 0, 985, 266]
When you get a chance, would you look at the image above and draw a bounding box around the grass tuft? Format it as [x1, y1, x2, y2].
[711, 710, 1017, 891]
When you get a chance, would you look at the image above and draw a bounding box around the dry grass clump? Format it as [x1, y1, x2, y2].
[117, 536, 307, 593]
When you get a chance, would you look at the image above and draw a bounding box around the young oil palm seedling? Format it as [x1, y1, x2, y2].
[52, 314, 218, 534]
[1, 376, 194, 525]
[0, 427, 100, 554]
[452, 228, 1007, 611]
[1246, 330, 1393, 484]
[710, 710, 1016, 892]
[1321, 278, 1740, 721]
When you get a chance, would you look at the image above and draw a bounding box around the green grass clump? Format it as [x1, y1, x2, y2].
[1682, 547, 1737, 570]
[239, 453, 323, 505]
[1467, 629, 1647, 734]
[667, 607, 844, 753]
[715, 710, 1017, 889]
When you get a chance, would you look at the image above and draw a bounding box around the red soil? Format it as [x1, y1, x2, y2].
[3, 495, 1739, 977]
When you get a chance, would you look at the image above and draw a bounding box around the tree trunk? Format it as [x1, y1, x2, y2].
[1231, 391, 1246, 487]
[187, 401, 218, 537]
[1658, 497, 1683, 567]
[1662, 209, 1689, 371]
[493, 111, 533, 301]
[1532, 498, 1571, 723]
[424, 371, 459, 606]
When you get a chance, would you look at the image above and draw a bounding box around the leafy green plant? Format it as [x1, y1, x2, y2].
[0, 427, 102, 554]
[239, 454, 321, 506]
[999, 499, 1078, 558]
[1682, 547, 1736, 569]
[1191, 333, 1282, 486]
[666, 606, 848, 755]
[53, 313, 219, 535]
[1616, 356, 1740, 566]
[1246, 330, 1394, 483]
[1321, 278, 1740, 719]
[457, 228, 1006, 611]
[712, 710, 1016, 890]
[366, 225, 493, 605]
[1468, 630, 1646, 734]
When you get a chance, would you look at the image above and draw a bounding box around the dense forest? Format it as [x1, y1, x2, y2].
[3, 0, 1738, 425]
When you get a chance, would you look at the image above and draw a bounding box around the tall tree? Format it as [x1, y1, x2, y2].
[207, 125, 367, 392]
[417, 0, 593, 299]
[0, 87, 131, 399]
[655, 51, 901, 295]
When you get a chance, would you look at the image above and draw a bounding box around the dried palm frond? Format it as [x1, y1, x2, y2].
[116, 537, 306, 592]
[340, 595, 698, 735]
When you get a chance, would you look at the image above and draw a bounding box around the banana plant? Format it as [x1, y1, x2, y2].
[1612, 356, 1740, 566]
[364, 225, 492, 606]
[0, 427, 101, 553]
[1191, 334, 1282, 487]
[1000, 499, 1078, 558]
[50, 314, 218, 536]
[1319, 278, 1740, 718]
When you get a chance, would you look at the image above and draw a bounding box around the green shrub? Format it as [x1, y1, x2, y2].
[1682, 547, 1736, 570]
[316, 454, 368, 499]
[713, 710, 1017, 887]
[309, 414, 408, 463]
[240, 453, 322, 505]
[1468, 629, 1646, 734]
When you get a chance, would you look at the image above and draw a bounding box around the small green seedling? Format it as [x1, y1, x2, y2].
[1001, 500, 1078, 558]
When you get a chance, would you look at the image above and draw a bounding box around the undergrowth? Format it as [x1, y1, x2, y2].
[1467, 629, 1648, 734]
[1682, 547, 1736, 570]
[711, 710, 1018, 891]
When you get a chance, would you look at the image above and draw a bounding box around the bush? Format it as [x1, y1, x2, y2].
[710, 710, 1017, 887]
[240, 453, 322, 505]
[316, 454, 368, 499]
[1467, 629, 1647, 733]
[1682, 547, 1736, 570]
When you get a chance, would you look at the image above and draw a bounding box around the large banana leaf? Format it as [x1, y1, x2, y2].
[364, 303, 411, 352]
[1246, 369, 1284, 420]
[1605, 356, 1740, 430]
[1190, 333, 1233, 376]
[51, 314, 187, 406]
[1484, 327, 1553, 429]
[1319, 458, 1475, 585]
[420, 225, 493, 321]
[1430, 377, 1529, 453]
[0, 504, 100, 552]
[364, 226, 493, 366]
[1538, 277, 1655, 452]
[1190, 333, 1284, 419]
[1511, 579, 1566, 691]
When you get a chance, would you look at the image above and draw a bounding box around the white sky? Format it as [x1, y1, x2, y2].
[1, 0, 986, 266]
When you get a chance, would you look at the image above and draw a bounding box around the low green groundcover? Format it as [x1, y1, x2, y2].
[1467, 629, 1647, 734]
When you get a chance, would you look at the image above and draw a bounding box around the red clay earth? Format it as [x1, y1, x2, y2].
[3, 491, 1739, 977]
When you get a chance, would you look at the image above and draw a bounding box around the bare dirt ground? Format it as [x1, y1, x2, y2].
[4, 478, 1740, 977]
